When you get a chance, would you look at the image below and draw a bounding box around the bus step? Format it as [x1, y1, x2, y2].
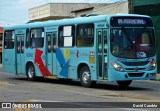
[45, 76, 57, 79]
[97, 79, 108, 82]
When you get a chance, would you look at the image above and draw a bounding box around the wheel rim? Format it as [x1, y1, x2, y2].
[28, 66, 34, 78]
[82, 71, 90, 84]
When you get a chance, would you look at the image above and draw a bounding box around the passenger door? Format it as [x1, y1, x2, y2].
[46, 32, 57, 76]
[3, 30, 16, 74]
[97, 29, 108, 80]
[16, 34, 24, 74]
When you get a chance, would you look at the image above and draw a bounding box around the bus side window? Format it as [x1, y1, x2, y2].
[26, 29, 30, 48]
[76, 24, 94, 47]
[4, 30, 15, 49]
[58, 25, 75, 47]
[30, 28, 44, 48]
[141, 32, 150, 44]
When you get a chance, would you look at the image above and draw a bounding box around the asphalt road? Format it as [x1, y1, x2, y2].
[0, 68, 160, 111]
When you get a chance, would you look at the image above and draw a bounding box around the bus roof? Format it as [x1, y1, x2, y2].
[4, 14, 151, 30]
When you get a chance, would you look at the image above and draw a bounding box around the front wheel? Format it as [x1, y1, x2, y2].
[80, 66, 93, 87]
[26, 63, 36, 81]
[117, 80, 132, 87]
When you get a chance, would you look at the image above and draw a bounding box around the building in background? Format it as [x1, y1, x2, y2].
[28, 1, 128, 22]
[29, 3, 76, 22]
[71, 2, 128, 17]
[0, 27, 3, 63]
[130, 0, 160, 72]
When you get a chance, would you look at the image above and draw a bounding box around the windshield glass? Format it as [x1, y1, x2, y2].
[110, 28, 156, 58]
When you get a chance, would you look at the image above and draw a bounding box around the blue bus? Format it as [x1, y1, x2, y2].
[2, 14, 157, 87]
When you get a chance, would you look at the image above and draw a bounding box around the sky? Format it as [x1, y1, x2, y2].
[0, 0, 123, 26]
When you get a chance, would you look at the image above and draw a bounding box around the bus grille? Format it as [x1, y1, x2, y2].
[128, 73, 144, 77]
[125, 68, 146, 71]
[122, 61, 149, 66]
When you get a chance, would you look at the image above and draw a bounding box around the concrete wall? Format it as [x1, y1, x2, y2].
[73, 9, 93, 17]
[50, 3, 75, 17]
[0, 27, 3, 33]
[29, 4, 51, 21]
[93, 2, 128, 14]
[29, 3, 90, 21]
[74, 2, 128, 17]
[0, 27, 3, 63]
[0, 27, 3, 47]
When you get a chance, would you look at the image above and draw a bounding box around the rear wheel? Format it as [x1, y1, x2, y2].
[80, 66, 94, 87]
[117, 80, 132, 87]
[26, 63, 36, 81]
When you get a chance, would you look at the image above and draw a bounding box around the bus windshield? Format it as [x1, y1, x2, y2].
[110, 28, 156, 59]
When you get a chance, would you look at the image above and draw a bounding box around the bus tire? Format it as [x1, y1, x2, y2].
[26, 63, 36, 81]
[80, 66, 93, 87]
[117, 80, 132, 87]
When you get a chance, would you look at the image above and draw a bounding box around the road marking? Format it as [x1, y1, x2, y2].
[15, 100, 31, 111]
[4, 89, 32, 93]
[16, 108, 30, 111]
[0, 71, 14, 75]
[0, 81, 14, 86]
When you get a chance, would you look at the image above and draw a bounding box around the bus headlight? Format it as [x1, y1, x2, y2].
[148, 61, 156, 70]
[111, 62, 124, 72]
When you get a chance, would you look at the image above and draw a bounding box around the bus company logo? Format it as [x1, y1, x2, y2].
[26, 53, 33, 57]
[136, 52, 146, 58]
[2, 103, 11, 108]
[135, 67, 138, 71]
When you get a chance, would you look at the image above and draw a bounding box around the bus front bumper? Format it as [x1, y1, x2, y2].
[108, 68, 157, 82]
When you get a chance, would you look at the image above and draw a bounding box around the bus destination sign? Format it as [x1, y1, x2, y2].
[118, 19, 146, 25]
[110, 16, 153, 27]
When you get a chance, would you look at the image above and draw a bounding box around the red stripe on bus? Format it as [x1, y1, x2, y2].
[34, 48, 52, 76]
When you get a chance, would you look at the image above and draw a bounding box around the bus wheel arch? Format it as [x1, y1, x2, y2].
[77, 63, 93, 87]
[77, 63, 88, 79]
[26, 62, 36, 81]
